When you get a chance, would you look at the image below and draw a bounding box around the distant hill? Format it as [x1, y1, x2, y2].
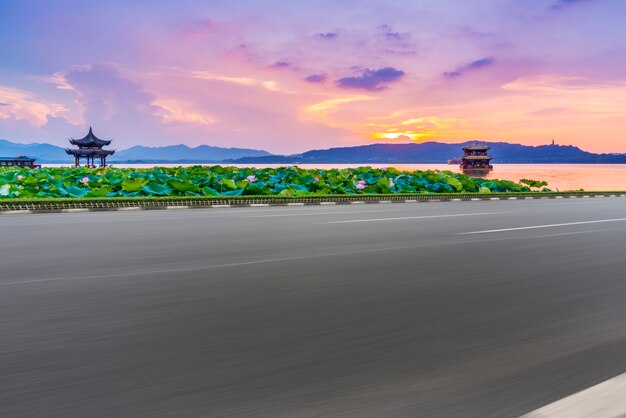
[0, 139, 68, 162]
[0, 139, 271, 163]
[2, 138, 625, 164]
[111, 144, 271, 163]
[226, 141, 626, 164]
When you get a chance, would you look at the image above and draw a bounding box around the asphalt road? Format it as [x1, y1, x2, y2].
[2, 198, 626, 417]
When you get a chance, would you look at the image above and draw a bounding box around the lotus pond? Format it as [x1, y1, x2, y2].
[0, 166, 548, 198]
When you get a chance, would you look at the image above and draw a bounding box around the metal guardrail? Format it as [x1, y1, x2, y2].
[1, 192, 625, 212]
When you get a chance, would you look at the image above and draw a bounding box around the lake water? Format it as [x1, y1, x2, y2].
[43, 163, 626, 191]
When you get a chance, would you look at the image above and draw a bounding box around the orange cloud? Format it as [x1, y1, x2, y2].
[0, 85, 73, 126]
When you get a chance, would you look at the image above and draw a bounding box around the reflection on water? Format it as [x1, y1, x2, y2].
[43, 163, 626, 191]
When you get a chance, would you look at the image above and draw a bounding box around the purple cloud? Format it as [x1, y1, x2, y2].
[443, 71, 462, 78]
[317, 32, 338, 39]
[552, 0, 593, 8]
[0, 102, 9, 106]
[443, 57, 496, 78]
[379, 24, 411, 42]
[467, 57, 495, 69]
[336, 67, 405, 91]
[304, 74, 327, 83]
[271, 61, 290, 68]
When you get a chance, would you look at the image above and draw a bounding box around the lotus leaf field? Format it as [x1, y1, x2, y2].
[0, 166, 548, 199]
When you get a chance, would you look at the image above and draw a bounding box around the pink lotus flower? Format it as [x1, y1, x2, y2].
[218, 180, 223, 185]
[35, 186, 39, 190]
[381, 167, 388, 171]
[80, 177, 89, 184]
[246, 175, 256, 182]
[356, 183, 366, 190]
[17, 175, 23, 181]
[314, 177, 319, 182]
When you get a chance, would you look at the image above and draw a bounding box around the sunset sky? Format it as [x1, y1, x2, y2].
[1, 0, 625, 153]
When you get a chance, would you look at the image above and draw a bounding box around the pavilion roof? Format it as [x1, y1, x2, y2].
[463, 143, 490, 151]
[69, 127, 112, 147]
[0, 156, 36, 162]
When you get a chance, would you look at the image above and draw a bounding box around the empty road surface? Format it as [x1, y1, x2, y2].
[2, 197, 626, 417]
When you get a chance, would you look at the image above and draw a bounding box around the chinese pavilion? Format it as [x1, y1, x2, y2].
[461, 143, 493, 172]
[0, 156, 40, 168]
[66, 127, 115, 167]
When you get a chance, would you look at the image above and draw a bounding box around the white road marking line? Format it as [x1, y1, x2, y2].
[320, 202, 336, 205]
[62, 208, 90, 213]
[321, 212, 505, 224]
[458, 217, 626, 235]
[521, 373, 626, 418]
[246, 209, 406, 218]
[117, 207, 142, 211]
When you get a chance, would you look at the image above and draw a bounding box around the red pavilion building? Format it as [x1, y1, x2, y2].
[461, 143, 493, 172]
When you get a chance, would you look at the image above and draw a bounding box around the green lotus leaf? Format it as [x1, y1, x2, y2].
[0, 165, 547, 199]
[64, 184, 91, 198]
[168, 179, 201, 193]
[222, 189, 244, 196]
[0, 184, 11, 196]
[375, 177, 391, 193]
[0, 172, 17, 182]
[243, 184, 271, 195]
[445, 177, 463, 191]
[220, 178, 236, 189]
[479, 186, 491, 193]
[122, 178, 148, 192]
[142, 183, 173, 196]
[202, 187, 220, 196]
[87, 187, 112, 197]
[520, 179, 549, 188]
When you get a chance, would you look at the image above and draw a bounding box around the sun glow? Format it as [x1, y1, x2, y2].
[370, 131, 431, 141]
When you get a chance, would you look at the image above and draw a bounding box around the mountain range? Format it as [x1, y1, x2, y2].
[224, 141, 626, 164]
[0, 139, 270, 163]
[1, 138, 625, 164]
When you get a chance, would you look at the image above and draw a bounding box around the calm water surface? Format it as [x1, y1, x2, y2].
[45, 164, 626, 191]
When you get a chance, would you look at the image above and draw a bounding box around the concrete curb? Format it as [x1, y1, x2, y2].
[1, 193, 625, 215]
